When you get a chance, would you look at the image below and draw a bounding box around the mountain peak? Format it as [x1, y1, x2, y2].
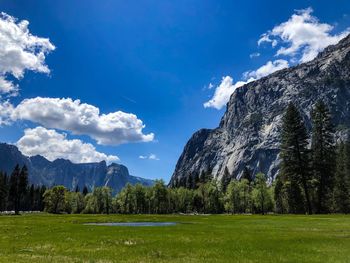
[170, 34, 350, 187]
[0, 143, 153, 193]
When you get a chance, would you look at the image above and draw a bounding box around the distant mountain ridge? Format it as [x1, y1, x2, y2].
[170, 34, 350, 187]
[0, 143, 154, 193]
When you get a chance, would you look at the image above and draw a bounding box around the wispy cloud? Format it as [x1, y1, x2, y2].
[139, 153, 160, 161]
[249, 52, 261, 58]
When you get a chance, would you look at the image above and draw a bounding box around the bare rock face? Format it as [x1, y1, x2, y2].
[0, 143, 154, 193]
[170, 34, 350, 187]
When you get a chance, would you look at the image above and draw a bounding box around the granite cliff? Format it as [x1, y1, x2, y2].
[170, 34, 350, 187]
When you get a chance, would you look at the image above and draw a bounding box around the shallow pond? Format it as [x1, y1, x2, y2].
[84, 222, 177, 227]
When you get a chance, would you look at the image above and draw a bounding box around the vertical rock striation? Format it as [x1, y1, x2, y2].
[170, 34, 350, 187]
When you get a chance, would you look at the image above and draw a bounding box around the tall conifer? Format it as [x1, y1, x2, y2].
[311, 101, 336, 213]
[334, 141, 350, 213]
[280, 103, 311, 214]
[9, 165, 21, 214]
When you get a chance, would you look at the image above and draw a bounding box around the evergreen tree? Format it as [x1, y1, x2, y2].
[274, 175, 287, 214]
[82, 186, 89, 196]
[334, 141, 350, 213]
[39, 185, 46, 211]
[28, 184, 35, 211]
[8, 165, 21, 214]
[221, 167, 231, 192]
[241, 166, 253, 183]
[280, 103, 311, 214]
[185, 175, 193, 189]
[311, 101, 336, 213]
[75, 185, 80, 193]
[18, 165, 28, 211]
[193, 172, 200, 189]
[0, 172, 8, 211]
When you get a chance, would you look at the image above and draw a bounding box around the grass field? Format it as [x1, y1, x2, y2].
[1, 214, 350, 262]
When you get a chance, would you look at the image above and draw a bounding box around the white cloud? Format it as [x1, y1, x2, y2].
[9, 97, 154, 145]
[257, 34, 278, 47]
[17, 126, 119, 163]
[244, 59, 289, 80]
[0, 12, 55, 95]
[0, 100, 14, 125]
[258, 7, 350, 62]
[203, 76, 251, 110]
[249, 52, 261, 58]
[204, 59, 288, 110]
[205, 7, 349, 110]
[149, 154, 159, 160]
[139, 153, 159, 160]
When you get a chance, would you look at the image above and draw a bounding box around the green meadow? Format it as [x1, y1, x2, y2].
[1, 214, 350, 263]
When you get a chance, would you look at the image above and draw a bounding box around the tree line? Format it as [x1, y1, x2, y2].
[38, 174, 274, 214]
[0, 165, 46, 214]
[0, 101, 349, 215]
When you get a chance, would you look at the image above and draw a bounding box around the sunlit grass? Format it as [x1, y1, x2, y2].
[1, 213, 350, 262]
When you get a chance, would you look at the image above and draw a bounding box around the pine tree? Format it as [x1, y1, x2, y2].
[221, 167, 231, 192]
[280, 103, 311, 214]
[199, 170, 206, 184]
[82, 186, 89, 196]
[274, 174, 286, 214]
[29, 184, 35, 211]
[193, 172, 200, 189]
[334, 141, 350, 213]
[18, 166, 29, 211]
[8, 165, 21, 214]
[0, 172, 8, 211]
[185, 175, 194, 189]
[33, 186, 41, 211]
[39, 185, 47, 211]
[241, 166, 253, 183]
[311, 101, 336, 213]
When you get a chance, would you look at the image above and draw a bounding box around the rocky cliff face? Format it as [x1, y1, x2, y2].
[0, 143, 154, 193]
[170, 34, 350, 187]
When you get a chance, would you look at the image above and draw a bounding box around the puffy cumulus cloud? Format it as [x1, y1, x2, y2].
[0, 12, 55, 95]
[204, 59, 288, 110]
[10, 97, 154, 145]
[139, 153, 159, 160]
[17, 126, 119, 163]
[244, 59, 289, 80]
[0, 100, 14, 125]
[258, 7, 350, 63]
[203, 76, 251, 110]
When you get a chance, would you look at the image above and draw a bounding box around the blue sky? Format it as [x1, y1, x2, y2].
[0, 1, 349, 182]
